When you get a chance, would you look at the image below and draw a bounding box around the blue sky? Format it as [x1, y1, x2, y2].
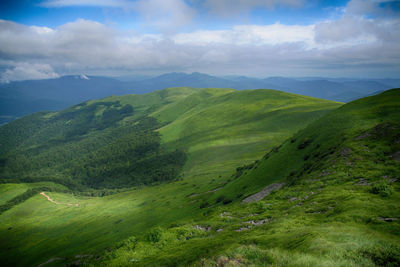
[0, 0, 350, 29]
[0, 0, 399, 81]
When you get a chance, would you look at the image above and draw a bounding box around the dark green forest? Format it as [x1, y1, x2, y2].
[0, 100, 186, 189]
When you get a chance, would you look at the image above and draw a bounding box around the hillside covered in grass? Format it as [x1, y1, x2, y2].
[91, 89, 400, 266]
[0, 87, 341, 266]
[0, 87, 339, 190]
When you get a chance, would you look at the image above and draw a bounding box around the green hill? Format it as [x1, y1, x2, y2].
[0, 87, 338, 189]
[0, 87, 341, 266]
[92, 89, 400, 266]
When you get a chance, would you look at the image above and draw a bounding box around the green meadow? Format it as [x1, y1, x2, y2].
[96, 89, 400, 266]
[0, 88, 399, 266]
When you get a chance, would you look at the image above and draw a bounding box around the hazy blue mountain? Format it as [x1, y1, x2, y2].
[0, 75, 130, 124]
[372, 79, 400, 88]
[136, 72, 238, 90]
[1, 72, 397, 124]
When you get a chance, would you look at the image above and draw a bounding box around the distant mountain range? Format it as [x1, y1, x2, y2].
[1, 72, 399, 124]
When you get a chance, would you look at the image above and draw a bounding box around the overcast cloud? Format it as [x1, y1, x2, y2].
[0, 0, 399, 81]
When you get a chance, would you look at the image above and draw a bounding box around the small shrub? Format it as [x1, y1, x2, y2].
[223, 199, 232, 205]
[216, 195, 226, 203]
[200, 201, 209, 209]
[297, 138, 312, 149]
[370, 181, 393, 197]
[253, 202, 269, 213]
[145, 227, 162, 243]
[361, 245, 400, 267]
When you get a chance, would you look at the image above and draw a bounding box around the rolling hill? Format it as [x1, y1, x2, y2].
[94, 88, 400, 266]
[1, 73, 397, 125]
[0, 88, 399, 267]
[0, 87, 340, 189]
[0, 87, 341, 266]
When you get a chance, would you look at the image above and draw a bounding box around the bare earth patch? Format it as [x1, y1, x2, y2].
[242, 183, 285, 203]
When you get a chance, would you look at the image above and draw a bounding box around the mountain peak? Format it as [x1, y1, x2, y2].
[79, 74, 90, 80]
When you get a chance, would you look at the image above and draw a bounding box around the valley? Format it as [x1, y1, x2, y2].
[0, 88, 398, 266]
[1, 1, 399, 266]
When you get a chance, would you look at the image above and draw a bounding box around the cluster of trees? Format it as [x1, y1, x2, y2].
[0, 101, 186, 189]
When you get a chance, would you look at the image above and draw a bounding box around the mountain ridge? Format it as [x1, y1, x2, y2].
[1, 73, 398, 124]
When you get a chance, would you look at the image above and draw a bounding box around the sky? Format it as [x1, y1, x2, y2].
[0, 0, 399, 82]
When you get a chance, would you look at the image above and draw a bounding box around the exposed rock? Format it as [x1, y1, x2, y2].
[355, 178, 371, 186]
[206, 187, 222, 193]
[244, 218, 270, 226]
[378, 217, 399, 222]
[389, 151, 400, 161]
[340, 147, 352, 157]
[217, 228, 224, 232]
[319, 170, 333, 177]
[242, 183, 285, 203]
[75, 254, 92, 259]
[38, 257, 64, 267]
[193, 225, 211, 231]
[355, 132, 372, 140]
[235, 226, 251, 232]
[220, 212, 233, 218]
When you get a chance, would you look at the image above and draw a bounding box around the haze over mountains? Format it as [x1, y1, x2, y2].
[1, 72, 399, 124]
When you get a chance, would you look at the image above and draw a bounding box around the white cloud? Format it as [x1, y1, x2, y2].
[41, 0, 195, 33]
[1, 0, 400, 83]
[174, 23, 315, 47]
[202, 0, 303, 16]
[314, 0, 400, 45]
[1, 63, 60, 83]
[133, 0, 196, 34]
[345, 0, 400, 17]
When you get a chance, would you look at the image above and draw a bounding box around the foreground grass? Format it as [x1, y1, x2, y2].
[95, 179, 400, 266]
[93, 89, 400, 266]
[1, 89, 398, 266]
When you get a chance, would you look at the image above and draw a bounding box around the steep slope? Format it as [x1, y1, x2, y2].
[94, 89, 400, 266]
[216, 88, 400, 200]
[152, 88, 340, 179]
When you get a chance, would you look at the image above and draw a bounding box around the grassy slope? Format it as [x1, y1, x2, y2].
[0, 87, 339, 185]
[0, 88, 341, 266]
[96, 89, 400, 266]
[0, 182, 68, 206]
[153, 88, 340, 179]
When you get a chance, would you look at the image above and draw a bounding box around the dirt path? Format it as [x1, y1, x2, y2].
[40, 192, 79, 207]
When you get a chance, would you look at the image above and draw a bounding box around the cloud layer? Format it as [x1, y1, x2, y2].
[0, 0, 399, 81]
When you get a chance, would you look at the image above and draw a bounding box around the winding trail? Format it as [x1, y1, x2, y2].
[40, 192, 79, 207]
